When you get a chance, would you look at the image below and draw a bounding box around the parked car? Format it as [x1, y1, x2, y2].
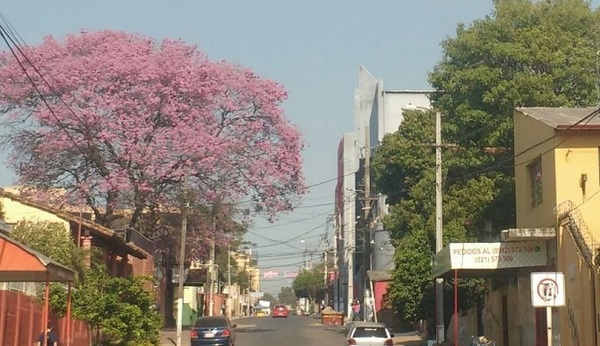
[346, 322, 394, 346]
[190, 316, 237, 346]
[272, 304, 289, 318]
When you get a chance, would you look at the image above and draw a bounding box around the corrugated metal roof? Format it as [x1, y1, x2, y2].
[517, 107, 600, 128]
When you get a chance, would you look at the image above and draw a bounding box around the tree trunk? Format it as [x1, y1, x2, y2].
[164, 266, 176, 327]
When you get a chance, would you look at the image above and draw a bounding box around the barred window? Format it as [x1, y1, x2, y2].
[529, 157, 543, 207]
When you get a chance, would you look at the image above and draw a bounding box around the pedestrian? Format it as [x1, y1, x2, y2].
[37, 325, 58, 346]
[352, 299, 361, 321]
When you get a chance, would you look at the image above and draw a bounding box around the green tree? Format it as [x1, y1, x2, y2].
[375, 0, 599, 327]
[262, 292, 278, 307]
[73, 264, 161, 346]
[9, 220, 89, 316]
[278, 286, 297, 306]
[10, 220, 86, 276]
[292, 264, 325, 305]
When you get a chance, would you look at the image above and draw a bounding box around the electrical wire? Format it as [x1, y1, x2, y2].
[445, 107, 600, 184]
[0, 25, 88, 155]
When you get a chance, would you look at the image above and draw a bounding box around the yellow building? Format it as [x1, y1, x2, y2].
[233, 250, 260, 292]
[433, 107, 600, 345]
[512, 107, 600, 346]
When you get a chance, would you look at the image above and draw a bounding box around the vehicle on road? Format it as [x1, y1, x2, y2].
[190, 316, 237, 346]
[272, 304, 289, 318]
[346, 322, 394, 346]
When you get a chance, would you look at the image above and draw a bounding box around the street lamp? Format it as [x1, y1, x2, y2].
[401, 103, 445, 344]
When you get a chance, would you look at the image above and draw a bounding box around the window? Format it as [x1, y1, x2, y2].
[529, 157, 543, 207]
[352, 327, 388, 338]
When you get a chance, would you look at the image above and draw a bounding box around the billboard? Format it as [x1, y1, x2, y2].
[263, 270, 279, 278]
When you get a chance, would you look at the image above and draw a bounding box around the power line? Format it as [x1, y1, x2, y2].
[0, 25, 88, 156]
[445, 107, 600, 184]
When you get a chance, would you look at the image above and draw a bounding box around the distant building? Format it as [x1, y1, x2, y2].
[335, 65, 433, 322]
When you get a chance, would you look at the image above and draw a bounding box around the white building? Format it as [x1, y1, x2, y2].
[335, 66, 433, 319]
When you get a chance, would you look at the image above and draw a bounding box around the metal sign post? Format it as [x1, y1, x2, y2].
[531, 272, 566, 346]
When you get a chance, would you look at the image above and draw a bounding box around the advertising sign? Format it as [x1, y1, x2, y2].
[432, 241, 548, 277]
[284, 271, 298, 278]
[263, 270, 279, 278]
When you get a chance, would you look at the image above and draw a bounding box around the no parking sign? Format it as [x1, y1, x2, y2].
[531, 272, 565, 307]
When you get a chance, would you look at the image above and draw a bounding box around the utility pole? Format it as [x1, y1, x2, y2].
[333, 213, 339, 311]
[227, 245, 231, 317]
[324, 250, 328, 286]
[363, 125, 371, 317]
[435, 111, 445, 344]
[176, 173, 189, 346]
[208, 216, 216, 317]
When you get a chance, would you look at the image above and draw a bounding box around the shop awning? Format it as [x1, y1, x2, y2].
[432, 240, 549, 278]
[0, 232, 76, 282]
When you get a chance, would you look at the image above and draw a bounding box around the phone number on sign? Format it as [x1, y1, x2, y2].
[474, 255, 514, 263]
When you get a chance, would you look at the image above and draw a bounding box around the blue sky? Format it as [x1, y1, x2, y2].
[0, 0, 548, 294]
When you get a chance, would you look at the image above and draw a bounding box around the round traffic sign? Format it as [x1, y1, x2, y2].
[537, 278, 559, 302]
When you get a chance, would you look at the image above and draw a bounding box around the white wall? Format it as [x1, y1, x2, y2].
[382, 90, 432, 138]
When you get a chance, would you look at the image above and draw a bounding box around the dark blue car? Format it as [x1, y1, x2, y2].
[190, 316, 237, 346]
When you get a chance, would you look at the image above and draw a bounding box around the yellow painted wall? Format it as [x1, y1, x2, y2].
[0, 196, 70, 232]
[514, 109, 600, 345]
[554, 135, 600, 237]
[514, 110, 558, 228]
[557, 223, 598, 346]
[553, 133, 600, 346]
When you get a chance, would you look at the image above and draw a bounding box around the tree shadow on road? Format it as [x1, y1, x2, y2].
[235, 328, 275, 334]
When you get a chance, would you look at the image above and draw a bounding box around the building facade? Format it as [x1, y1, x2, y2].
[513, 107, 600, 345]
[334, 65, 433, 320]
[441, 107, 600, 345]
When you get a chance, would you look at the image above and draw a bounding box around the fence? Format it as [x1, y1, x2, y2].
[0, 289, 89, 346]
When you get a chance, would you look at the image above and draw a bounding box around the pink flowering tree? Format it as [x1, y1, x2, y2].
[0, 31, 305, 250]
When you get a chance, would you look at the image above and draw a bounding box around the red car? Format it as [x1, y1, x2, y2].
[272, 304, 289, 318]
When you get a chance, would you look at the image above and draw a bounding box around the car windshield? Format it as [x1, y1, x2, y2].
[194, 317, 228, 328]
[352, 327, 388, 338]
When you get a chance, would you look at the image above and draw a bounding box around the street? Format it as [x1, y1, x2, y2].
[161, 315, 424, 346]
[161, 315, 346, 346]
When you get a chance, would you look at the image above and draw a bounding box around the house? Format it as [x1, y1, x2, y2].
[433, 107, 600, 345]
[0, 189, 154, 281]
[512, 107, 600, 346]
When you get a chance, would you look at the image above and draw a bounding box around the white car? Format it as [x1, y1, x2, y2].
[346, 322, 394, 346]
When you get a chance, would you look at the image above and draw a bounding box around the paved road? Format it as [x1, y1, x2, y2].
[235, 315, 346, 346]
[161, 315, 423, 345]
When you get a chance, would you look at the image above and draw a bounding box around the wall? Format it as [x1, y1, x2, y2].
[557, 222, 597, 346]
[0, 196, 70, 231]
[447, 307, 479, 344]
[0, 290, 89, 346]
[340, 132, 358, 317]
[381, 90, 432, 138]
[513, 110, 558, 228]
[554, 135, 600, 237]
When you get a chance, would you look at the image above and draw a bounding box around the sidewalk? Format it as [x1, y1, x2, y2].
[160, 328, 191, 346]
[391, 331, 423, 345]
